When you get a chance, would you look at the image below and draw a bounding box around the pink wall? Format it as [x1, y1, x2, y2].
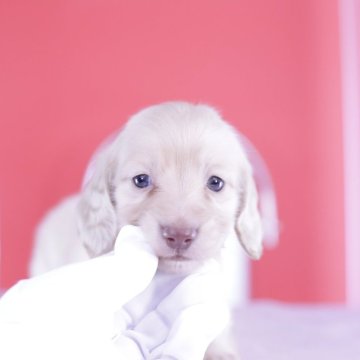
[0, 0, 345, 302]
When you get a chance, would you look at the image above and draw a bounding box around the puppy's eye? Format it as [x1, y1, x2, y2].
[207, 175, 225, 192]
[132, 174, 151, 188]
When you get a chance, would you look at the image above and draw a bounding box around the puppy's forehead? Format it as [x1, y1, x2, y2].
[120, 102, 242, 164]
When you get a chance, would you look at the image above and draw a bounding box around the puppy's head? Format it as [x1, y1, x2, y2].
[78, 102, 263, 273]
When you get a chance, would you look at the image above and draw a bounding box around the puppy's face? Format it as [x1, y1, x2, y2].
[79, 102, 263, 274]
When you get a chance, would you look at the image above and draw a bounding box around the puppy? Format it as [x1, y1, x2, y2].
[30, 102, 263, 359]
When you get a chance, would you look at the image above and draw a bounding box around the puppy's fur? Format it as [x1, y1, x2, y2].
[30, 102, 263, 359]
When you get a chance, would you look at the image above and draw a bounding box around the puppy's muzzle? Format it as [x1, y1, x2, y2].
[161, 226, 198, 251]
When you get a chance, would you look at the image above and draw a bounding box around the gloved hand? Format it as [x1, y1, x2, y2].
[113, 256, 229, 360]
[0, 226, 229, 360]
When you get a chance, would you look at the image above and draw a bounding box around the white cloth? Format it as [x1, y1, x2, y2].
[0, 226, 229, 360]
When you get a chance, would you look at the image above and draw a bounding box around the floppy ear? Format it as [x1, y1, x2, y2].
[235, 161, 263, 260]
[78, 147, 118, 256]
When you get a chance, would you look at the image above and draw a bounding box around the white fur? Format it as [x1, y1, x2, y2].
[29, 195, 88, 275]
[30, 102, 263, 359]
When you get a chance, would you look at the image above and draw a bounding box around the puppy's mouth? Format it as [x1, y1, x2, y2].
[168, 254, 189, 261]
[158, 254, 201, 275]
[160, 254, 190, 262]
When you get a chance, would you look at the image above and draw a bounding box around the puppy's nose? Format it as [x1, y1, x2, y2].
[161, 226, 198, 250]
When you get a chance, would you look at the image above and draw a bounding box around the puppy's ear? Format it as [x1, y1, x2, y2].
[78, 147, 118, 256]
[235, 161, 263, 259]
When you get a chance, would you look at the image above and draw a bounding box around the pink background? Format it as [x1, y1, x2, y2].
[0, 0, 345, 302]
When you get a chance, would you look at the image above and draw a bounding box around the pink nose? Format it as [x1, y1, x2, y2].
[161, 226, 198, 250]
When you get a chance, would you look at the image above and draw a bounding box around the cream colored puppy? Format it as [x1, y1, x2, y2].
[30, 102, 263, 359]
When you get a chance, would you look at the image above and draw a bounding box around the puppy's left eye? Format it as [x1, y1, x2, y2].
[133, 174, 151, 188]
[207, 176, 225, 192]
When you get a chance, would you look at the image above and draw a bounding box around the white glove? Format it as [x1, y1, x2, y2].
[113, 259, 229, 359]
[0, 226, 229, 360]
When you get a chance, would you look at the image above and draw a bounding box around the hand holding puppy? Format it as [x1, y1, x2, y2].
[0, 225, 228, 360]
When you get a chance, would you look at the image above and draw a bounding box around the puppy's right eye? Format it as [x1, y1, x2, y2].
[132, 174, 151, 188]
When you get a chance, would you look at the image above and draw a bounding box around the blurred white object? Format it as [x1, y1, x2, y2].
[1, 226, 229, 360]
[339, 0, 360, 307]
